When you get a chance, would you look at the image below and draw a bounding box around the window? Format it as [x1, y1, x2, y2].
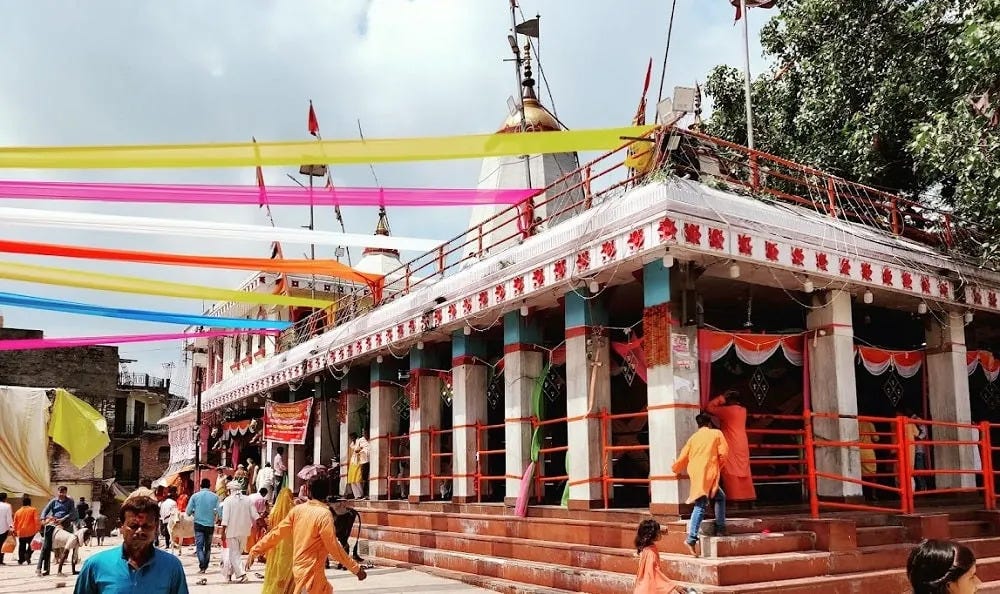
[157, 446, 170, 465]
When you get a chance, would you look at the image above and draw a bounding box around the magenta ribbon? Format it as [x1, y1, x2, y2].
[0, 180, 535, 206]
[0, 329, 279, 351]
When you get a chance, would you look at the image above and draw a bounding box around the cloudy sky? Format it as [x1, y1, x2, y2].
[0, 0, 767, 397]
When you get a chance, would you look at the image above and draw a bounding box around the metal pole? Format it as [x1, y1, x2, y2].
[194, 369, 204, 485]
[656, 0, 678, 103]
[308, 174, 316, 300]
[510, 1, 533, 190]
[740, 0, 756, 149]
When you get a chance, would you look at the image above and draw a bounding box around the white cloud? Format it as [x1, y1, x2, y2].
[0, 0, 770, 391]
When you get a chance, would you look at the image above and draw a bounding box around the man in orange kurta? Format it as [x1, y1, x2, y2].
[706, 391, 756, 502]
[672, 413, 729, 556]
[246, 477, 366, 594]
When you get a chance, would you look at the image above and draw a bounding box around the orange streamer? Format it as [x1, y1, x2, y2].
[0, 238, 384, 298]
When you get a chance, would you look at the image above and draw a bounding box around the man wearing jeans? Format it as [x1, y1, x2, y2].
[185, 479, 219, 574]
[38, 486, 77, 576]
[672, 413, 729, 557]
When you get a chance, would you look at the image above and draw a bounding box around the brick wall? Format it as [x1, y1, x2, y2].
[140, 434, 171, 483]
[0, 342, 119, 398]
[0, 327, 121, 501]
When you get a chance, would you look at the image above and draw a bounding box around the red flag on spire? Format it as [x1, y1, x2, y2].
[730, 0, 776, 21]
[307, 101, 320, 136]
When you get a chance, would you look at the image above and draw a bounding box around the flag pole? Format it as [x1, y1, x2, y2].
[740, 0, 756, 149]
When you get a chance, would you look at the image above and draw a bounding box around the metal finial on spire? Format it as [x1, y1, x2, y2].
[374, 205, 391, 236]
[691, 82, 704, 131]
[521, 42, 536, 100]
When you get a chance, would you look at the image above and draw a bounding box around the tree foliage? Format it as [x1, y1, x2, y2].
[703, 0, 1000, 258]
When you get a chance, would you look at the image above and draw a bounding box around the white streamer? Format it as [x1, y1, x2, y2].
[0, 206, 441, 252]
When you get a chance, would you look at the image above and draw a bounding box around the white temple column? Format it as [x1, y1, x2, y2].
[926, 312, 977, 489]
[451, 330, 488, 503]
[644, 261, 701, 514]
[369, 361, 400, 500]
[564, 290, 611, 509]
[408, 347, 443, 502]
[806, 290, 863, 499]
[504, 312, 543, 505]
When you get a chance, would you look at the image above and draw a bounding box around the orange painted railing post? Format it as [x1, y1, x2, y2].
[749, 153, 761, 191]
[599, 408, 609, 509]
[803, 411, 819, 519]
[896, 416, 914, 514]
[982, 421, 995, 511]
[890, 197, 901, 235]
[826, 177, 837, 217]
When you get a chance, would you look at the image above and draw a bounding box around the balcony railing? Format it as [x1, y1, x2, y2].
[118, 372, 171, 391]
[110, 422, 168, 437]
[272, 124, 984, 356]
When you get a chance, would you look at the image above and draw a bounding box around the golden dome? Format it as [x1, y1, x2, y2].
[498, 97, 561, 133]
[498, 45, 561, 134]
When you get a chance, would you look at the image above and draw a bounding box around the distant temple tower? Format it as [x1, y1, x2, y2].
[466, 46, 584, 257]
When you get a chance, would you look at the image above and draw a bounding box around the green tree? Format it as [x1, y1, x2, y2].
[703, 0, 1000, 258]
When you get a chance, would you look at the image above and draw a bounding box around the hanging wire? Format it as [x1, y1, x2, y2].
[657, 0, 679, 103]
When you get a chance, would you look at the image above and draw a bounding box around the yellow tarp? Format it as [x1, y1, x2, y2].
[48, 388, 110, 469]
[0, 127, 654, 169]
[0, 386, 52, 496]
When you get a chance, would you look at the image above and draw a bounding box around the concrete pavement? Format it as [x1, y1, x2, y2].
[0, 538, 489, 594]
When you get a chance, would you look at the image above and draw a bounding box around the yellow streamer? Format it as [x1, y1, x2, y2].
[0, 126, 655, 169]
[0, 260, 333, 308]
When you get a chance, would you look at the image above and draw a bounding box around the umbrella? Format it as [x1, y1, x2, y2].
[297, 464, 328, 481]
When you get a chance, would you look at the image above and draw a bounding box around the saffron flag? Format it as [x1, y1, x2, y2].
[308, 101, 320, 136]
[270, 241, 289, 297]
[730, 0, 776, 21]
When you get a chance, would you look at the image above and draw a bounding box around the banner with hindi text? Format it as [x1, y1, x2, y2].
[263, 398, 314, 445]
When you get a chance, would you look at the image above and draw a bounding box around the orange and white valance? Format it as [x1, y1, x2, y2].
[855, 346, 923, 378]
[967, 351, 1000, 382]
[222, 419, 254, 439]
[700, 330, 804, 367]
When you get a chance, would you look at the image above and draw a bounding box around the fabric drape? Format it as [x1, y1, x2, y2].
[0, 387, 52, 496]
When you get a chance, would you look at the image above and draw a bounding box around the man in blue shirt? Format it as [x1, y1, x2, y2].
[73, 495, 188, 594]
[185, 478, 219, 573]
[38, 485, 77, 576]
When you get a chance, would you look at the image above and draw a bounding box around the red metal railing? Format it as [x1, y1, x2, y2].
[746, 413, 808, 489]
[386, 433, 409, 500]
[474, 420, 507, 502]
[429, 426, 453, 498]
[806, 413, 911, 516]
[598, 409, 650, 509]
[532, 415, 570, 503]
[909, 418, 989, 505]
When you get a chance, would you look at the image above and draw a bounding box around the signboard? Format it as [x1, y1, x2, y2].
[672, 333, 690, 355]
[263, 398, 314, 445]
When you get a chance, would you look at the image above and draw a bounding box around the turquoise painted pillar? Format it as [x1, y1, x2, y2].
[503, 311, 543, 504]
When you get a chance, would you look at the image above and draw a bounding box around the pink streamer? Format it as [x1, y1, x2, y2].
[0, 329, 279, 351]
[0, 180, 536, 206]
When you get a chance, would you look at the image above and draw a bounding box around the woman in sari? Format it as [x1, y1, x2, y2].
[260, 488, 296, 594]
[347, 433, 364, 499]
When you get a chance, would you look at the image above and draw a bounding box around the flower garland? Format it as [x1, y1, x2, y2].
[643, 303, 671, 367]
[337, 394, 348, 423]
[406, 373, 420, 409]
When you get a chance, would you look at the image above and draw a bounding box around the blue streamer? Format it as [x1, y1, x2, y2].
[0, 291, 292, 329]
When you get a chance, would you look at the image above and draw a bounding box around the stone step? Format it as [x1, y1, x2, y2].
[950, 519, 993, 539]
[856, 525, 906, 547]
[372, 555, 582, 594]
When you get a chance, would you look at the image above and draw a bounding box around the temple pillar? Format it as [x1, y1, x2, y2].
[504, 311, 543, 506]
[409, 347, 443, 502]
[452, 331, 488, 503]
[926, 312, 976, 489]
[285, 387, 309, 494]
[565, 289, 610, 509]
[645, 261, 700, 514]
[806, 290, 863, 499]
[370, 360, 401, 500]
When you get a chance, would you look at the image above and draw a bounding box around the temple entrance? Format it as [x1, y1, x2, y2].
[482, 360, 507, 502]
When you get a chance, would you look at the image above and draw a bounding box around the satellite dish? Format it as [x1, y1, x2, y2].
[673, 87, 697, 113]
[656, 98, 674, 124]
[507, 95, 519, 116]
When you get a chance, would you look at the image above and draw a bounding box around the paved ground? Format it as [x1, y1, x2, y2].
[0, 538, 489, 593]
